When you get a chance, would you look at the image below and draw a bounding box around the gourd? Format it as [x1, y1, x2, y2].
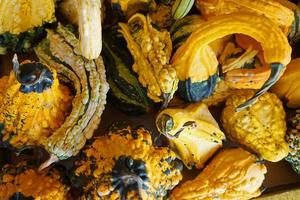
[156, 102, 225, 169]
[111, 0, 157, 19]
[271, 58, 300, 108]
[0, 162, 69, 200]
[102, 27, 153, 115]
[0, 56, 73, 150]
[170, 148, 267, 200]
[34, 23, 109, 168]
[119, 14, 178, 106]
[196, 0, 294, 34]
[171, 12, 291, 110]
[285, 109, 300, 175]
[221, 90, 289, 162]
[171, 0, 195, 20]
[0, 0, 56, 54]
[77, 0, 102, 60]
[73, 124, 183, 199]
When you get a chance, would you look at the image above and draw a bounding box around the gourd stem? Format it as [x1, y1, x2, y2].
[39, 154, 59, 171]
[236, 63, 284, 111]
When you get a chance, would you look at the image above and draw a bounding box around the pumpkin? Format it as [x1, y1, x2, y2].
[171, 12, 291, 110]
[34, 23, 109, 168]
[170, 148, 267, 200]
[0, 162, 69, 200]
[196, 0, 294, 34]
[156, 102, 225, 169]
[102, 27, 153, 115]
[221, 90, 289, 162]
[0, 56, 72, 150]
[285, 109, 300, 175]
[119, 13, 178, 106]
[0, 0, 55, 54]
[73, 124, 183, 199]
[271, 58, 300, 108]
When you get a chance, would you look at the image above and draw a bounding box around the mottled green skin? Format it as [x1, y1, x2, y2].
[0, 26, 46, 54]
[102, 28, 152, 115]
[286, 110, 300, 175]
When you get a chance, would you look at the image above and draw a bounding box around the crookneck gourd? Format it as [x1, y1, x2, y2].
[0, 0, 56, 54]
[156, 102, 225, 169]
[0, 162, 69, 200]
[271, 58, 300, 108]
[171, 12, 291, 110]
[0, 56, 72, 150]
[102, 27, 153, 115]
[171, 148, 267, 200]
[34, 23, 109, 168]
[285, 109, 300, 175]
[195, 0, 289, 31]
[119, 13, 178, 106]
[221, 90, 289, 162]
[73, 124, 183, 199]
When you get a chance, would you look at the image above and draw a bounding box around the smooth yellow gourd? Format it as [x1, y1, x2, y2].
[156, 103, 225, 169]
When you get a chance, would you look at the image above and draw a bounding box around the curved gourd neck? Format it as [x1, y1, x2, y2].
[12, 54, 54, 93]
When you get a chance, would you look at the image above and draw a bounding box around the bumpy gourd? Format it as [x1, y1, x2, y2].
[34, 23, 109, 168]
[171, 12, 291, 109]
[0, 56, 72, 149]
[221, 90, 289, 162]
[196, 0, 294, 34]
[119, 14, 178, 106]
[0, 0, 56, 54]
[271, 58, 300, 108]
[171, 148, 267, 200]
[285, 109, 300, 175]
[156, 103, 225, 169]
[0, 162, 69, 200]
[74, 124, 183, 199]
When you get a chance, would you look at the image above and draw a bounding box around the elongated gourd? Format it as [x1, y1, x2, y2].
[156, 103, 225, 169]
[119, 14, 178, 106]
[171, 12, 291, 110]
[196, 0, 294, 34]
[171, 148, 267, 200]
[271, 58, 300, 108]
[34, 24, 109, 168]
[78, 0, 102, 59]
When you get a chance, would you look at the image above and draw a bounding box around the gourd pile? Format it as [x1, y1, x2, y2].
[0, 0, 300, 199]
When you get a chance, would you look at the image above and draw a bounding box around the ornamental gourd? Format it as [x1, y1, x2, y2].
[271, 58, 300, 108]
[156, 102, 225, 169]
[171, 12, 291, 110]
[285, 109, 300, 175]
[221, 90, 289, 162]
[119, 14, 178, 106]
[0, 162, 69, 200]
[0, 56, 72, 150]
[73, 124, 183, 199]
[171, 148, 267, 200]
[0, 0, 56, 54]
[34, 23, 109, 169]
[102, 27, 153, 115]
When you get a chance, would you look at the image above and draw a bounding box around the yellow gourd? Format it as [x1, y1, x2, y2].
[0, 57, 72, 149]
[271, 58, 300, 108]
[156, 103, 225, 169]
[171, 12, 291, 110]
[221, 90, 289, 162]
[196, 0, 294, 34]
[171, 148, 267, 200]
[119, 14, 178, 105]
[0, 162, 69, 200]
